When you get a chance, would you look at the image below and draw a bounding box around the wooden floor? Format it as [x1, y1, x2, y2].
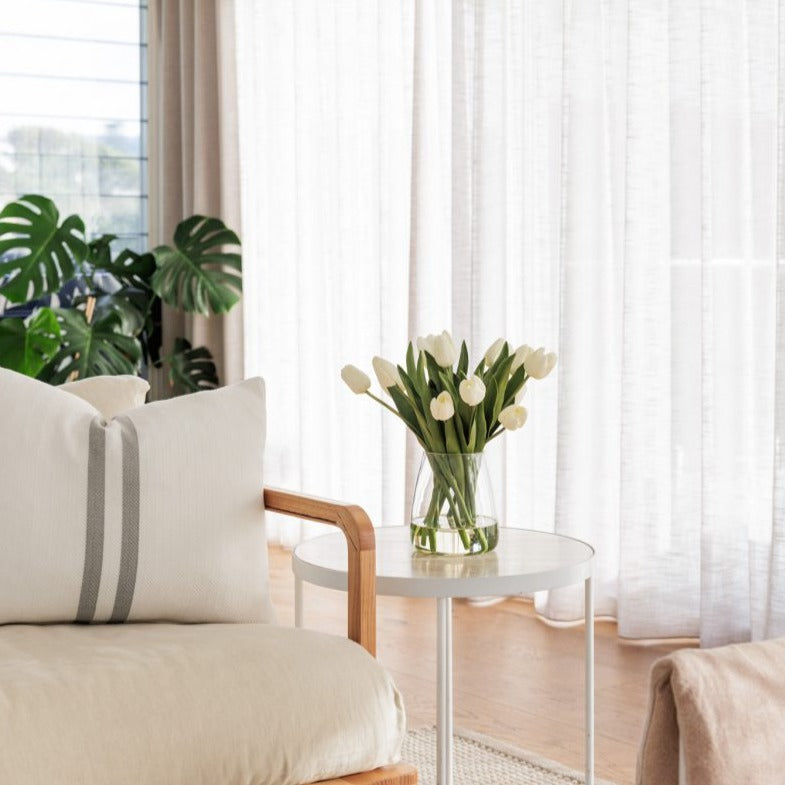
[269, 545, 689, 785]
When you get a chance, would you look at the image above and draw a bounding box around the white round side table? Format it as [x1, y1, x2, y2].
[293, 526, 595, 785]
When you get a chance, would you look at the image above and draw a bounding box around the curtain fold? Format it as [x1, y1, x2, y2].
[233, 0, 785, 645]
[148, 0, 243, 395]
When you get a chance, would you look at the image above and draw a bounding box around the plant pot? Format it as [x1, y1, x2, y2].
[410, 451, 498, 555]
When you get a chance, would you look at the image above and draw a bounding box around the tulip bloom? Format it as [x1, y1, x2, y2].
[430, 390, 455, 421]
[484, 337, 505, 367]
[372, 356, 402, 391]
[525, 348, 558, 379]
[459, 375, 486, 406]
[417, 330, 457, 368]
[498, 404, 528, 431]
[511, 344, 533, 374]
[341, 364, 371, 394]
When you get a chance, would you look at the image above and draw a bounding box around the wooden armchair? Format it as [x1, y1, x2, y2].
[264, 488, 417, 785]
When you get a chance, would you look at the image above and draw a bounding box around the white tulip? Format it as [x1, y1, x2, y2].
[430, 391, 455, 421]
[372, 356, 401, 391]
[341, 364, 371, 394]
[525, 348, 558, 379]
[515, 385, 527, 404]
[484, 337, 505, 367]
[511, 344, 533, 373]
[432, 331, 457, 367]
[417, 330, 457, 368]
[416, 334, 435, 355]
[459, 375, 486, 406]
[498, 404, 528, 431]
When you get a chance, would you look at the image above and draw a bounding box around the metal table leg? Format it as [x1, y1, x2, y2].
[294, 575, 303, 628]
[437, 596, 453, 785]
[585, 576, 594, 784]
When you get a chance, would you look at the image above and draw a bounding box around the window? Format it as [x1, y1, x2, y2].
[0, 0, 148, 252]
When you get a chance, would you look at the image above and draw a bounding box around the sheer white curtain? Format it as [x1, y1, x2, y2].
[235, 0, 785, 646]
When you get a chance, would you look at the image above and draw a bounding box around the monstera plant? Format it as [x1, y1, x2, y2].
[0, 194, 241, 394]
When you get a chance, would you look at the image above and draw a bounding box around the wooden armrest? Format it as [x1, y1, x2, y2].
[263, 487, 376, 656]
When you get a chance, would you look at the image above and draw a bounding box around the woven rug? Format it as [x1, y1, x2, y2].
[401, 727, 618, 785]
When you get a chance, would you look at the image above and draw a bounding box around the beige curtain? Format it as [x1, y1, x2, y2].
[147, 0, 243, 397]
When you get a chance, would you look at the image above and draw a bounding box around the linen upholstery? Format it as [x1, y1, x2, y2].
[0, 368, 274, 624]
[0, 623, 406, 785]
[59, 375, 150, 419]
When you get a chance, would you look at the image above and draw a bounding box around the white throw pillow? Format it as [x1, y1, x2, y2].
[0, 368, 274, 625]
[59, 375, 150, 419]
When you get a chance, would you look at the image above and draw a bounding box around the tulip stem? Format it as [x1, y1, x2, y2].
[365, 391, 405, 419]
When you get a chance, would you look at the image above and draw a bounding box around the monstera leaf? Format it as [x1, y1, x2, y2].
[0, 195, 88, 303]
[40, 307, 141, 383]
[0, 307, 61, 377]
[152, 215, 241, 316]
[88, 234, 155, 291]
[73, 291, 148, 337]
[167, 337, 219, 394]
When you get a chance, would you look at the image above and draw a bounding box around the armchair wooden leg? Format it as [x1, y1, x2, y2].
[316, 763, 418, 784]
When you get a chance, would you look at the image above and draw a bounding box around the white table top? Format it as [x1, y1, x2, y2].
[293, 526, 594, 598]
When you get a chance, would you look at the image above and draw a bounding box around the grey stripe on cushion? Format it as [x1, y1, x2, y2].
[76, 418, 106, 623]
[110, 416, 140, 623]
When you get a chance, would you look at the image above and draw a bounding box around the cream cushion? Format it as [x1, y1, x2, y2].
[59, 374, 150, 419]
[0, 368, 274, 624]
[0, 623, 406, 785]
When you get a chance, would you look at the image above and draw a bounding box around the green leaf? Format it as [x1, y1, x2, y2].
[0, 195, 87, 302]
[86, 234, 116, 267]
[416, 350, 428, 392]
[388, 385, 427, 445]
[467, 417, 477, 452]
[486, 340, 511, 378]
[504, 365, 527, 407]
[423, 351, 442, 388]
[406, 342, 417, 380]
[89, 235, 155, 291]
[398, 368, 426, 416]
[398, 367, 444, 452]
[152, 215, 241, 316]
[167, 338, 219, 395]
[421, 399, 447, 453]
[488, 421, 503, 440]
[492, 355, 515, 422]
[0, 307, 61, 376]
[474, 402, 487, 452]
[39, 307, 141, 383]
[483, 377, 498, 436]
[74, 292, 148, 337]
[439, 368, 460, 399]
[456, 396, 473, 437]
[457, 340, 469, 377]
[445, 416, 466, 452]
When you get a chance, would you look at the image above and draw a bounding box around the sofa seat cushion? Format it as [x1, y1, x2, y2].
[0, 623, 406, 785]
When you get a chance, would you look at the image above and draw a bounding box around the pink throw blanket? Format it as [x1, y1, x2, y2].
[637, 637, 785, 785]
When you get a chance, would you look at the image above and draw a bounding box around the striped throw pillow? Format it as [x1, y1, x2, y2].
[0, 369, 274, 624]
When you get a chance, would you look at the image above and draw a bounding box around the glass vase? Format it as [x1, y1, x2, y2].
[410, 451, 498, 555]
